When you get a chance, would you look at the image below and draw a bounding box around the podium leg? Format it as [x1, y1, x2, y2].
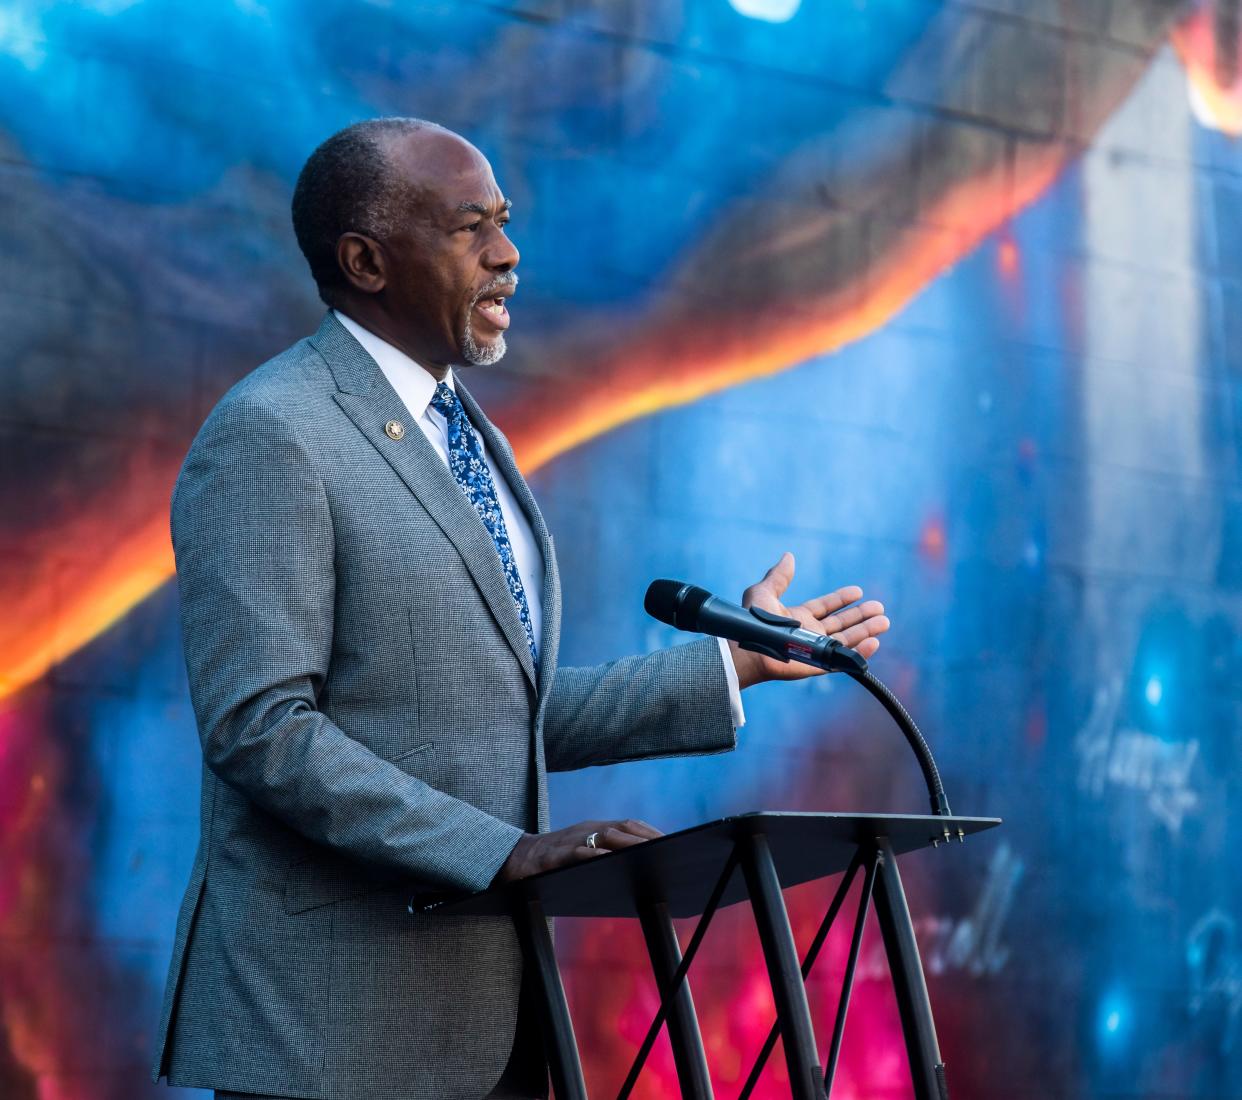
[513, 892, 588, 1100]
[740, 830, 827, 1100]
[638, 900, 714, 1100]
[823, 849, 878, 1094]
[871, 839, 949, 1100]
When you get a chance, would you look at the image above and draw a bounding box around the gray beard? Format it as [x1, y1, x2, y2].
[461, 319, 507, 366]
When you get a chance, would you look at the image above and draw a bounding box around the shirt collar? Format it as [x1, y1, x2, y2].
[332, 309, 454, 418]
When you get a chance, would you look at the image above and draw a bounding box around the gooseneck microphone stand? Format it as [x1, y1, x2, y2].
[844, 666, 954, 823]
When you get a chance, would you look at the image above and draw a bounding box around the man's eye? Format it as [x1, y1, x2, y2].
[462, 222, 481, 233]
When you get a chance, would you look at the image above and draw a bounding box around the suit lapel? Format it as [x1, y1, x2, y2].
[457, 382, 561, 690]
[310, 313, 538, 687]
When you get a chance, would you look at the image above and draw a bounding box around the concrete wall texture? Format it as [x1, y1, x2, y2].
[0, 1, 1240, 1097]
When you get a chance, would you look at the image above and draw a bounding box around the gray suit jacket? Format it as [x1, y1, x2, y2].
[152, 313, 736, 1099]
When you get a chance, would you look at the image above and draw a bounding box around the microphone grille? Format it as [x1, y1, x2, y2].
[644, 579, 712, 632]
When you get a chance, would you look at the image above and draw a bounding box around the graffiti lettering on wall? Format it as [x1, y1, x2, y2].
[1188, 909, 1242, 1055]
[1076, 679, 1201, 836]
[857, 841, 1023, 981]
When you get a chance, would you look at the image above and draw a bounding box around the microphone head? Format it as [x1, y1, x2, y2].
[644, 579, 712, 632]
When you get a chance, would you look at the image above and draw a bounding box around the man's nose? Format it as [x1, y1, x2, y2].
[485, 229, 519, 273]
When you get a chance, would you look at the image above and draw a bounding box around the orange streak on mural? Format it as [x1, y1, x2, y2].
[0, 141, 1062, 706]
[0, 507, 174, 705]
[1171, 4, 1242, 136]
[504, 151, 1063, 475]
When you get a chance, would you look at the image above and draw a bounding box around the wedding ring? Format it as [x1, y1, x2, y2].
[585, 831, 600, 849]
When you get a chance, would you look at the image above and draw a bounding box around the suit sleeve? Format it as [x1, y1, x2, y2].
[172, 395, 523, 892]
[540, 636, 737, 773]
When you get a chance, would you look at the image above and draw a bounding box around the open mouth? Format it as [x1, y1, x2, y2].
[471, 279, 515, 333]
[473, 294, 510, 331]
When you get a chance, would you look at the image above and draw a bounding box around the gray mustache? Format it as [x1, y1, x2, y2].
[471, 272, 518, 305]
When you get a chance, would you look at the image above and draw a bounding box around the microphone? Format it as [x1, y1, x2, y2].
[645, 577, 953, 819]
[643, 579, 868, 674]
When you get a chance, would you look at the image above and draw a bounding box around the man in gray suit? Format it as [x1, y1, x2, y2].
[153, 118, 889, 1100]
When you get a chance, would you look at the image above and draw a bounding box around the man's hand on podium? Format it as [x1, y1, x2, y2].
[497, 819, 663, 882]
[731, 552, 891, 690]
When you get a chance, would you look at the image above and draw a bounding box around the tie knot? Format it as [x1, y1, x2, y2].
[431, 381, 463, 420]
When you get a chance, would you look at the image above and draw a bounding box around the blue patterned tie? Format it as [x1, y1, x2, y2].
[430, 382, 537, 663]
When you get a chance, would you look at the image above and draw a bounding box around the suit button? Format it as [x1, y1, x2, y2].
[385, 420, 405, 440]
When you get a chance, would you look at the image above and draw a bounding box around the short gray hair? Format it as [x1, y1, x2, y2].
[291, 117, 442, 307]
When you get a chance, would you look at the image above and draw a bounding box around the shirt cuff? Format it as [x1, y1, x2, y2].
[716, 636, 746, 729]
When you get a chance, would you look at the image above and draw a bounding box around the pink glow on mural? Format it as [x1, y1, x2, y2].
[918, 516, 948, 564]
[564, 877, 916, 1098]
[0, 699, 89, 1100]
[996, 235, 1020, 281]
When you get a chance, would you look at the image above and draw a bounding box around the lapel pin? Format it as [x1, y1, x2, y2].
[385, 420, 405, 441]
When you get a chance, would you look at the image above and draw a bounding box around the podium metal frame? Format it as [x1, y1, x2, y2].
[418, 812, 1000, 1100]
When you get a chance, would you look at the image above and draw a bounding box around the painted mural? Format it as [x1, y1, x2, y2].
[1, 1, 1240, 1097]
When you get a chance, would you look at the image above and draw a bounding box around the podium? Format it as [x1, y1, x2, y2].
[419, 812, 1000, 1100]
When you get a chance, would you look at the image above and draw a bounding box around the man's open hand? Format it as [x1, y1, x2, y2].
[731, 552, 890, 690]
[497, 819, 663, 882]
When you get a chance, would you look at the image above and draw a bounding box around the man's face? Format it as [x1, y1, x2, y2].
[378, 131, 519, 368]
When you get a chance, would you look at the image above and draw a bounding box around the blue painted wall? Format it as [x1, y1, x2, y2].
[1, 2, 1239, 1097]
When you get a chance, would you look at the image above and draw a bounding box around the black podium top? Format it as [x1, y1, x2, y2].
[418, 812, 1001, 920]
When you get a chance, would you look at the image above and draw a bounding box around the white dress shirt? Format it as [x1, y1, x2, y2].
[333, 310, 743, 726]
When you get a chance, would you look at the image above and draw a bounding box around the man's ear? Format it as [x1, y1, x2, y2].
[337, 233, 387, 295]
